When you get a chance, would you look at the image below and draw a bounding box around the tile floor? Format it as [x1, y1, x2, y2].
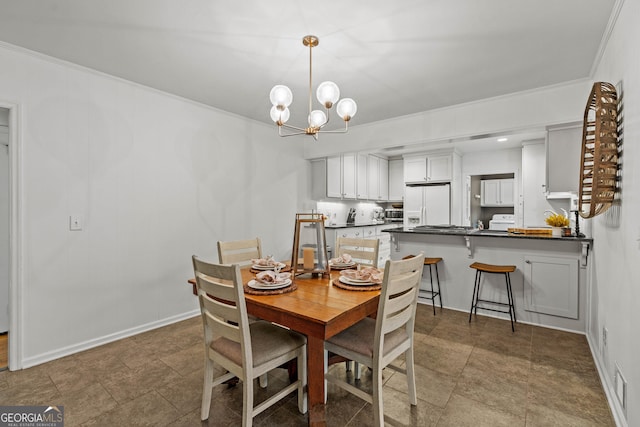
[0, 305, 614, 426]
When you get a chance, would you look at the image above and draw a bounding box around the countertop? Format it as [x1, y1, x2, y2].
[324, 221, 402, 229]
[383, 226, 593, 242]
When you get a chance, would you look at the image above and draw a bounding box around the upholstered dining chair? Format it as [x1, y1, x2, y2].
[324, 253, 425, 426]
[192, 256, 307, 425]
[335, 237, 380, 268]
[218, 237, 262, 265]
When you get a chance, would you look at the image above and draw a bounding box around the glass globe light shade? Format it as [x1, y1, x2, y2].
[337, 98, 357, 121]
[269, 85, 293, 107]
[308, 110, 327, 128]
[270, 106, 290, 124]
[316, 81, 340, 108]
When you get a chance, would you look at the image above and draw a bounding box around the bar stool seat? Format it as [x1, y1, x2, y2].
[404, 255, 443, 315]
[469, 262, 517, 331]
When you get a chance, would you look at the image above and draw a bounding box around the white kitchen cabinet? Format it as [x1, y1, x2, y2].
[388, 159, 404, 201]
[481, 178, 514, 207]
[357, 153, 368, 200]
[404, 154, 452, 184]
[523, 254, 579, 319]
[522, 141, 551, 226]
[368, 155, 389, 201]
[322, 154, 357, 199]
[546, 124, 582, 194]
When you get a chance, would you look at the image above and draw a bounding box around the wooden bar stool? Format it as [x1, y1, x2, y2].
[468, 262, 517, 331]
[404, 255, 443, 315]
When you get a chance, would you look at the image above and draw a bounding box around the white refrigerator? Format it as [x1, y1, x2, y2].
[403, 184, 451, 227]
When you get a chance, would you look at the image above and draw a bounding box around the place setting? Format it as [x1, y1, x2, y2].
[328, 253, 357, 270]
[332, 266, 384, 291]
[250, 255, 289, 273]
[244, 268, 297, 295]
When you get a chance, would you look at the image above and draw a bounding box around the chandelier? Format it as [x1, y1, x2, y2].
[269, 35, 357, 140]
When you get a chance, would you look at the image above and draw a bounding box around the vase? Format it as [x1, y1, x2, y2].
[551, 227, 562, 237]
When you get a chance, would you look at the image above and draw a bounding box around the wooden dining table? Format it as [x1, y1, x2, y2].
[189, 266, 380, 426]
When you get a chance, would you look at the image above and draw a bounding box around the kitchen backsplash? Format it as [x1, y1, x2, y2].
[316, 201, 385, 226]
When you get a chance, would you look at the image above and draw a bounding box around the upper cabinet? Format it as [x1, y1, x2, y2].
[311, 154, 389, 201]
[546, 124, 582, 194]
[387, 159, 404, 201]
[404, 153, 452, 184]
[367, 155, 388, 201]
[356, 154, 368, 200]
[481, 178, 514, 207]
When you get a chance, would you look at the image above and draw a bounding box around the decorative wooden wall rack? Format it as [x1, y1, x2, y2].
[578, 82, 620, 218]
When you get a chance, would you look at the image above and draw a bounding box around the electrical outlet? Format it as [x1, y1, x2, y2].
[69, 215, 83, 231]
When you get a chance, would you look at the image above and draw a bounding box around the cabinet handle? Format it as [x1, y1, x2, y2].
[525, 260, 531, 264]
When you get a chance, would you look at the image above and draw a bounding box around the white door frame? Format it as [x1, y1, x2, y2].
[1, 100, 23, 370]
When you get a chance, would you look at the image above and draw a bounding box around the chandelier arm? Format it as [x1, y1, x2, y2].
[279, 122, 308, 133]
[317, 121, 349, 134]
[317, 107, 331, 130]
[278, 125, 308, 137]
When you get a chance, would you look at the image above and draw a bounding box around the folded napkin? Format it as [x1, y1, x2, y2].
[340, 266, 383, 284]
[251, 256, 278, 267]
[256, 270, 291, 284]
[330, 254, 353, 264]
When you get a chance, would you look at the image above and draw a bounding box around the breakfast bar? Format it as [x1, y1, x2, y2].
[385, 227, 593, 332]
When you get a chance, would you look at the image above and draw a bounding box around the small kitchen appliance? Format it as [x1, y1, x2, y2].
[384, 208, 403, 222]
[346, 208, 357, 225]
[488, 214, 515, 231]
[372, 207, 385, 224]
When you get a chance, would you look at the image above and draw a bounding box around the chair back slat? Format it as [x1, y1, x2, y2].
[381, 288, 417, 335]
[218, 238, 262, 265]
[204, 309, 241, 342]
[336, 237, 379, 267]
[201, 293, 241, 326]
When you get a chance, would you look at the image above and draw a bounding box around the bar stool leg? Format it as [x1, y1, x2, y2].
[469, 270, 481, 322]
[435, 264, 443, 309]
[428, 265, 436, 315]
[504, 272, 515, 331]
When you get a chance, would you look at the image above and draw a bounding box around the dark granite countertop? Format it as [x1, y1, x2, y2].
[324, 221, 402, 229]
[383, 226, 593, 242]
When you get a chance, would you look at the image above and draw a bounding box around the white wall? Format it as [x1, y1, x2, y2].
[0, 43, 308, 367]
[0, 108, 8, 332]
[589, 0, 640, 425]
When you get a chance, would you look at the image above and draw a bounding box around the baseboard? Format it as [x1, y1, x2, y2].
[586, 332, 627, 427]
[21, 309, 200, 369]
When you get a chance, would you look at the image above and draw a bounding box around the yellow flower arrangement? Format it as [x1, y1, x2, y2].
[545, 210, 570, 227]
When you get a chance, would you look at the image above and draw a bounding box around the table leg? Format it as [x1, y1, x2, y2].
[307, 335, 327, 426]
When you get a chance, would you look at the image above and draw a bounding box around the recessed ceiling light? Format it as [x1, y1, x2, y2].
[497, 137, 508, 142]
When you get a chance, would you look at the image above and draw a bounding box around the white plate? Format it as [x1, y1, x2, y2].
[252, 263, 286, 270]
[248, 279, 292, 290]
[330, 262, 356, 268]
[339, 273, 375, 283]
[338, 276, 377, 286]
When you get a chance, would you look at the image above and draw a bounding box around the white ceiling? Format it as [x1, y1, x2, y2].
[0, 0, 615, 131]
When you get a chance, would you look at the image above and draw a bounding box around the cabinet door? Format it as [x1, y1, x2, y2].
[388, 159, 404, 201]
[342, 154, 357, 199]
[499, 178, 515, 206]
[426, 154, 452, 182]
[379, 158, 389, 201]
[481, 179, 500, 206]
[368, 155, 380, 200]
[404, 156, 427, 183]
[523, 255, 579, 319]
[357, 154, 368, 199]
[326, 156, 342, 198]
[547, 125, 581, 193]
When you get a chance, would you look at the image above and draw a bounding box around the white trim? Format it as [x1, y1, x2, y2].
[589, 0, 626, 77]
[21, 310, 200, 369]
[0, 100, 23, 371]
[587, 333, 628, 427]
